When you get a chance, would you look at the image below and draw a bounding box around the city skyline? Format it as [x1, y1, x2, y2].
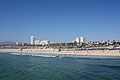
[0, 0, 120, 42]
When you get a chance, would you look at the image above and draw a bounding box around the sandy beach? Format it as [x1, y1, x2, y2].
[0, 49, 120, 57]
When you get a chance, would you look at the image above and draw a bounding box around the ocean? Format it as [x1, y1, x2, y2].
[0, 52, 120, 80]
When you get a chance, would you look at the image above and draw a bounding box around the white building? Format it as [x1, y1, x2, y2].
[30, 36, 36, 45]
[75, 37, 80, 43]
[34, 40, 41, 45]
[80, 37, 86, 43]
[50, 41, 55, 44]
[72, 37, 86, 45]
[40, 40, 50, 46]
[16, 42, 22, 45]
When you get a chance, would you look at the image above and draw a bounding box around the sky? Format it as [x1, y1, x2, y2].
[0, 0, 120, 43]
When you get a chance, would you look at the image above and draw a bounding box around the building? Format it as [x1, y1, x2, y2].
[72, 37, 86, 45]
[76, 37, 80, 43]
[16, 42, 22, 45]
[80, 37, 86, 43]
[73, 37, 86, 43]
[72, 37, 80, 43]
[34, 40, 40, 45]
[30, 36, 36, 45]
[22, 42, 28, 46]
[40, 40, 50, 46]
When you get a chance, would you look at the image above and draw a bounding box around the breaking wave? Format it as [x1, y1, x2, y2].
[10, 53, 60, 58]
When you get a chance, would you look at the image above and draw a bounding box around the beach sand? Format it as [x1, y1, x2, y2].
[0, 49, 120, 57]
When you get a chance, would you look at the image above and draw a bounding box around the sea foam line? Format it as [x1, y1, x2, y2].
[10, 53, 57, 58]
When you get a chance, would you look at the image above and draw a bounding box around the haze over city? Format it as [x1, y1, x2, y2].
[0, 0, 120, 43]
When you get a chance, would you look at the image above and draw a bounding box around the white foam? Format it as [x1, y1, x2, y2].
[10, 53, 22, 55]
[10, 53, 57, 58]
[31, 54, 56, 57]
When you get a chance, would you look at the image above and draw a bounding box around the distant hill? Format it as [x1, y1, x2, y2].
[0, 41, 16, 45]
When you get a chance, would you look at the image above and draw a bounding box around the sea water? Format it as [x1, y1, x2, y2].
[0, 52, 120, 80]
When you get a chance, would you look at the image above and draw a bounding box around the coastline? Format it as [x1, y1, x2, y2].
[0, 49, 120, 57]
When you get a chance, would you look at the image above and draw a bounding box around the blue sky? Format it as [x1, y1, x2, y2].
[0, 0, 120, 43]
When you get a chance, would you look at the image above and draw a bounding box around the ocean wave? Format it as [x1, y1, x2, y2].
[31, 54, 56, 58]
[10, 53, 22, 55]
[9, 53, 59, 58]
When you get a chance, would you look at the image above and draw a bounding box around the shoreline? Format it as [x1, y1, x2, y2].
[1, 52, 120, 59]
[0, 49, 120, 57]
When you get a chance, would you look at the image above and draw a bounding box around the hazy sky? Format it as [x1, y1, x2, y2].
[0, 0, 120, 43]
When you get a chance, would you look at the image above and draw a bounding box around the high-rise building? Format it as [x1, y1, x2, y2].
[30, 36, 36, 45]
[80, 37, 86, 43]
[75, 37, 80, 43]
[72, 37, 86, 45]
